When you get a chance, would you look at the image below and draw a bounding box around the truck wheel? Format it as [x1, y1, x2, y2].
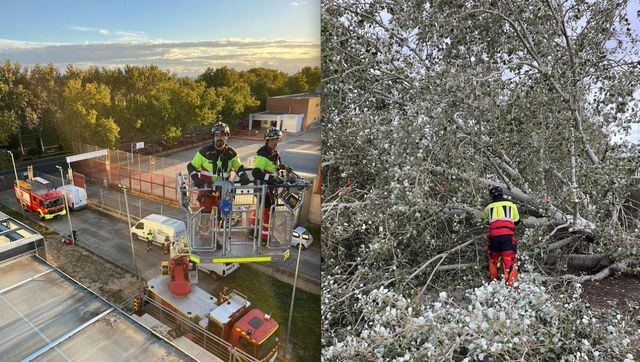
[132, 233, 138, 241]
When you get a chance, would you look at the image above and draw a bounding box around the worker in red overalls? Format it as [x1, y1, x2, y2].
[251, 127, 294, 241]
[484, 186, 521, 287]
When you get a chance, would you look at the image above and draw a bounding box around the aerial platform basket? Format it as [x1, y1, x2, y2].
[176, 171, 310, 263]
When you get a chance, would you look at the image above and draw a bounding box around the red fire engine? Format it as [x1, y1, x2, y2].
[14, 180, 66, 220]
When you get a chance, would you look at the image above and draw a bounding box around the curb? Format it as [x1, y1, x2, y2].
[88, 202, 141, 224]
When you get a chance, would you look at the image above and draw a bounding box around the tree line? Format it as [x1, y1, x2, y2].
[0, 61, 320, 151]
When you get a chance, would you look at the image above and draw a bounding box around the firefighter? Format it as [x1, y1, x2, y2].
[187, 122, 251, 215]
[251, 126, 294, 241]
[146, 230, 154, 252]
[163, 235, 170, 255]
[218, 286, 230, 304]
[484, 186, 521, 287]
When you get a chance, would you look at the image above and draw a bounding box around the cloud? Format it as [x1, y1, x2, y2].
[289, 1, 308, 6]
[70, 26, 112, 36]
[70, 26, 98, 32]
[0, 38, 320, 76]
[0, 38, 67, 50]
[114, 30, 148, 42]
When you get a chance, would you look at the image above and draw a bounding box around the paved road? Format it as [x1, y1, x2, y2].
[0, 154, 70, 178]
[0, 184, 321, 284]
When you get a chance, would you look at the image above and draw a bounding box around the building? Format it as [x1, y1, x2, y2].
[249, 93, 321, 133]
[0, 211, 195, 361]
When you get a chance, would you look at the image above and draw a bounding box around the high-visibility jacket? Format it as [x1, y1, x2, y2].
[484, 199, 520, 237]
[251, 145, 283, 182]
[187, 144, 246, 182]
[146, 232, 154, 241]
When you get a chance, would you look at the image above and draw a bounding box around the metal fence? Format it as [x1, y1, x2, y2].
[72, 143, 181, 206]
[120, 295, 260, 362]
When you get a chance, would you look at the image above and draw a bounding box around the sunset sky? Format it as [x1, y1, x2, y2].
[0, 0, 320, 76]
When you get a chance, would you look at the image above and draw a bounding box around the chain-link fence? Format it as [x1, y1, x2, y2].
[72, 143, 183, 207]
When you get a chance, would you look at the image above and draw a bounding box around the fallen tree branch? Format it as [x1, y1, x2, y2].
[547, 235, 582, 251]
[566, 254, 611, 270]
[559, 259, 630, 282]
[435, 263, 478, 271]
[427, 166, 594, 231]
[405, 236, 481, 283]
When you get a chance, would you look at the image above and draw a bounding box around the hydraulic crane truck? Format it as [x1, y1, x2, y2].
[133, 169, 310, 361]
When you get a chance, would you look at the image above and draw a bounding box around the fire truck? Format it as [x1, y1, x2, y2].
[134, 231, 279, 361]
[14, 179, 66, 221]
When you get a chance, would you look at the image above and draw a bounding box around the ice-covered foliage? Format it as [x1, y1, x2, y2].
[323, 274, 638, 361]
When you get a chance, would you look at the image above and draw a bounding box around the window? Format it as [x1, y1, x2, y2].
[135, 223, 144, 230]
[237, 336, 256, 357]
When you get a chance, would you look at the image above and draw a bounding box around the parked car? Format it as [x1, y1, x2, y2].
[198, 262, 240, 277]
[291, 226, 313, 248]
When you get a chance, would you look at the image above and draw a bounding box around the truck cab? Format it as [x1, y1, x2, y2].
[206, 290, 279, 361]
[232, 309, 279, 361]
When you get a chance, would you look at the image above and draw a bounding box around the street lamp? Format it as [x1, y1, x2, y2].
[6, 150, 25, 217]
[286, 242, 303, 348]
[56, 165, 75, 245]
[119, 184, 139, 278]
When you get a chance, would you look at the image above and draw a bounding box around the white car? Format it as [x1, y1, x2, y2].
[198, 262, 239, 277]
[291, 226, 313, 248]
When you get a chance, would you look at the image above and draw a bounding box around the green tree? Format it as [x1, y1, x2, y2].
[298, 66, 321, 91]
[285, 72, 309, 94]
[61, 79, 119, 147]
[215, 83, 259, 127]
[240, 68, 289, 109]
[198, 66, 241, 88]
[0, 109, 18, 146]
[28, 64, 62, 150]
[0, 61, 38, 153]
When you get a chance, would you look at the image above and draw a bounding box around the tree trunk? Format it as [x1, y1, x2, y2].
[17, 132, 24, 155]
[38, 127, 44, 151]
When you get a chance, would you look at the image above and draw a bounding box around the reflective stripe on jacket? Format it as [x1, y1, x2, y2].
[484, 200, 520, 236]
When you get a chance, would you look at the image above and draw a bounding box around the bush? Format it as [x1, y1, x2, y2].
[322, 273, 638, 361]
[27, 147, 42, 158]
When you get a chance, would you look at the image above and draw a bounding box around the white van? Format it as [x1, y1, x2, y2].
[56, 185, 88, 210]
[131, 214, 186, 246]
[198, 262, 239, 277]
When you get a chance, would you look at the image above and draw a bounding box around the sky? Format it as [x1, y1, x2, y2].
[0, 0, 320, 76]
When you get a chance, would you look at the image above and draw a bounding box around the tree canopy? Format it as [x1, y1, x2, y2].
[0, 63, 320, 150]
[322, 0, 640, 360]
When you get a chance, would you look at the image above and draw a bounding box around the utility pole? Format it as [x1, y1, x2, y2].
[56, 166, 75, 245]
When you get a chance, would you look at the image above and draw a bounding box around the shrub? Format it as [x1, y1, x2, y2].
[27, 147, 42, 158]
[322, 273, 638, 361]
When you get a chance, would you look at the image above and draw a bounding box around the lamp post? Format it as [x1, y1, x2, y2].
[286, 242, 303, 348]
[6, 150, 25, 218]
[56, 166, 75, 245]
[120, 185, 139, 278]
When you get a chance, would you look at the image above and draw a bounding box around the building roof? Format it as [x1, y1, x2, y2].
[0, 212, 195, 361]
[269, 92, 320, 100]
[0, 211, 41, 248]
[0, 255, 195, 361]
